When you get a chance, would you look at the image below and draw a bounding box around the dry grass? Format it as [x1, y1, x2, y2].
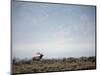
[12, 56, 96, 74]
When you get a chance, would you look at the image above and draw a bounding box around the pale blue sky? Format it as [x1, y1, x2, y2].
[12, 1, 96, 59]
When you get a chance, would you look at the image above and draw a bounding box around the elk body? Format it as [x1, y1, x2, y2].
[32, 53, 44, 61]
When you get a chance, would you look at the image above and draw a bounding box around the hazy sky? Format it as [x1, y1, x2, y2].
[12, 1, 96, 59]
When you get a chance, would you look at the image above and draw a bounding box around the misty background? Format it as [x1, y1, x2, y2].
[12, 1, 96, 59]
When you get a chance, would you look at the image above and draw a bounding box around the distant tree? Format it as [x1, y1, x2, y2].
[79, 57, 88, 62]
[12, 57, 20, 65]
[88, 56, 96, 62]
[67, 57, 76, 63]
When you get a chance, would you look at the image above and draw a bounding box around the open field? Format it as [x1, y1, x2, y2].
[12, 56, 96, 74]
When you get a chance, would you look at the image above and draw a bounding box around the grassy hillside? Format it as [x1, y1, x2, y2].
[12, 56, 96, 74]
